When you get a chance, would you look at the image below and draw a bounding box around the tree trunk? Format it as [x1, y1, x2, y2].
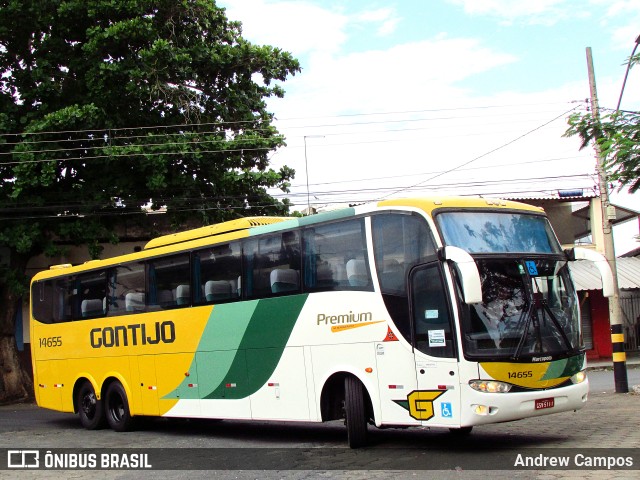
[0, 333, 32, 404]
[0, 256, 34, 404]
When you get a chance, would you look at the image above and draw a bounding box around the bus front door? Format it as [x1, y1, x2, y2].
[410, 263, 461, 428]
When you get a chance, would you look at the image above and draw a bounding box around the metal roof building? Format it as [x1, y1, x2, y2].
[569, 257, 640, 291]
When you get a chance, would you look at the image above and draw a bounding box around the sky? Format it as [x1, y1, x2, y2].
[217, 0, 640, 253]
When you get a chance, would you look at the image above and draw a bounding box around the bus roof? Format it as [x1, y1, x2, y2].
[144, 216, 292, 250]
[376, 196, 543, 216]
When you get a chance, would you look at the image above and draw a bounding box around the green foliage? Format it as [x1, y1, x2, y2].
[564, 52, 640, 193]
[0, 0, 300, 294]
[565, 110, 640, 192]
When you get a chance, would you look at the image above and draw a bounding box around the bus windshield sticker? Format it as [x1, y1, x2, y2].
[425, 309, 439, 320]
[525, 260, 539, 276]
[428, 329, 446, 347]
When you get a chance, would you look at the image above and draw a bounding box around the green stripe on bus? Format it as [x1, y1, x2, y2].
[200, 301, 259, 351]
[201, 294, 309, 399]
[297, 208, 356, 227]
[540, 358, 567, 380]
[540, 354, 584, 381]
[163, 302, 259, 400]
[561, 353, 584, 377]
[247, 208, 357, 237]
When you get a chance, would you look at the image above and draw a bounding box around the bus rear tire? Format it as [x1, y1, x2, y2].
[344, 376, 368, 448]
[77, 382, 105, 430]
[105, 381, 135, 432]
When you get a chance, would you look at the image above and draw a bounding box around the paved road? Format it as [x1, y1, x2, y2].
[1, 368, 639, 480]
[586, 364, 640, 392]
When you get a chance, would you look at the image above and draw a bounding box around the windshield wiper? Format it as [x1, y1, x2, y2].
[512, 267, 538, 361]
[513, 294, 575, 361]
[539, 300, 574, 352]
[512, 302, 535, 361]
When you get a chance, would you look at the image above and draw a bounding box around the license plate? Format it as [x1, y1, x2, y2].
[535, 397, 554, 410]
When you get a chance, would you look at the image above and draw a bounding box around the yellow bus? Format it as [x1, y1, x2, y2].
[29, 196, 613, 447]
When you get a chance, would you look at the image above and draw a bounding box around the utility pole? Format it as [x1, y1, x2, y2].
[303, 135, 324, 215]
[585, 47, 628, 393]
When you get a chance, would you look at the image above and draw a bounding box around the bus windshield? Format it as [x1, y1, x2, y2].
[436, 210, 580, 359]
[459, 258, 581, 360]
[436, 211, 562, 254]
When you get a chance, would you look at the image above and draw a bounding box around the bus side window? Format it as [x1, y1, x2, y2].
[372, 212, 436, 296]
[77, 270, 107, 320]
[303, 219, 372, 292]
[32, 280, 55, 324]
[195, 242, 242, 304]
[51, 276, 74, 323]
[271, 231, 300, 294]
[106, 263, 145, 316]
[147, 253, 190, 309]
[245, 232, 301, 299]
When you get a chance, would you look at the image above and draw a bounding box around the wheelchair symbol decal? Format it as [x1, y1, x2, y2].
[441, 402, 453, 418]
[525, 260, 538, 276]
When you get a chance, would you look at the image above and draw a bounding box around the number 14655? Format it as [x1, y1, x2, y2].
[39, 336, 62, 347]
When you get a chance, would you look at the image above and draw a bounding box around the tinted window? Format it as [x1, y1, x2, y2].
[244, 231, 301, 298]
[195, 242, 242, 304]
[106, 263, 146, 316]
[303, 218, 372, 292]
[148, 254, 191, 309]
[411, 265, 456, 358]
[32, 280, 54, 324]
[78, 271, 107, 319]
[372, 213, 435, 295]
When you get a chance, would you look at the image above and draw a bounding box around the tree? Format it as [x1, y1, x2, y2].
[564, 52, 640, 192]
[0, 0, 300, 403]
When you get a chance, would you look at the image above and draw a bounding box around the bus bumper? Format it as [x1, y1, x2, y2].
[458, 378, 589, 427]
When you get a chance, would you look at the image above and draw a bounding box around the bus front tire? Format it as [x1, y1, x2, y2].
[77, 382, 105, 430]
[344, 376, 368, 448]
[104, 382, 135, 432]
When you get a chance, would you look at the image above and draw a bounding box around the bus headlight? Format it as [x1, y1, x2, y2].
[469, 380, 512, 393]
[570, 370, 587, 384]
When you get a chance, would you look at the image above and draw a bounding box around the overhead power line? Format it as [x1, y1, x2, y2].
[378, 105, 582, 200]
[0, 100, 587, 141]
[0, 172, 596, 218]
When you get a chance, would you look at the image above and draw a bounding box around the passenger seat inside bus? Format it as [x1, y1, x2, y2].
[205, 280, 233, 302]
[175, 285, 190, 306]
[155, 289, 175, 308]
[270, 268, 299, 293]
[125, 292, 145, 312]
[81, 298, 104, 318]
[346, 259, 369, 287]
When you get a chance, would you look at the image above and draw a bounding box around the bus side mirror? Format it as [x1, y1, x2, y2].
[439, 246, 482, 304]
[565, 247, 615, 297]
